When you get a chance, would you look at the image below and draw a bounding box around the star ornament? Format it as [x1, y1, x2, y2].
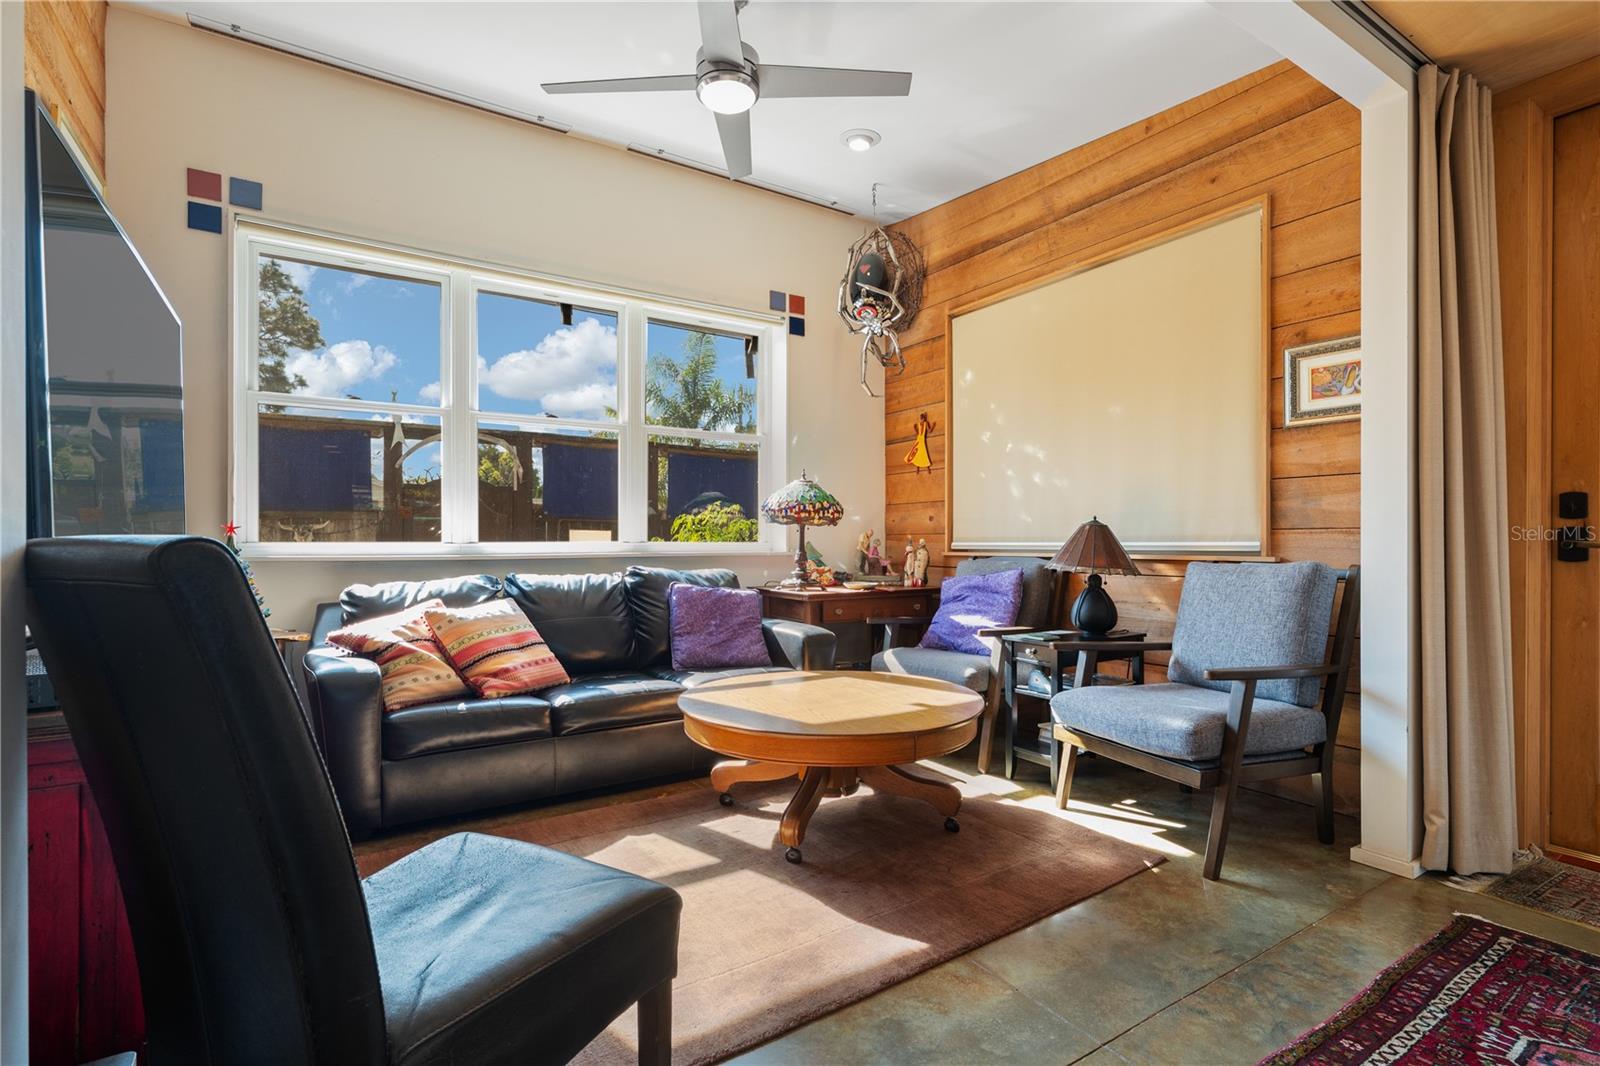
[222, 521, 239, 538]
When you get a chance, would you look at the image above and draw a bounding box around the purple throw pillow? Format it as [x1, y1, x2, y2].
[919, 568, 1025, 656]
[669, 583, 772, 671]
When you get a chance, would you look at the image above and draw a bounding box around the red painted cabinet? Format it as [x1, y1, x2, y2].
[28, 735, 145, 1066]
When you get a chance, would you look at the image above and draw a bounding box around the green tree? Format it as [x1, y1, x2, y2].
[477, 441, 541, 499]
[257, 258, 322, 395]
[669, 501, 757, 543]
[644, 331, 755, 432]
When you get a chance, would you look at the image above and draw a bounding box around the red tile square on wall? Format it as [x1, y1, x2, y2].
[787, 293, 806, 315]
[186, 168, 222, 201]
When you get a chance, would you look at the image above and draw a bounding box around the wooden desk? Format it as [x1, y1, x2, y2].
[756, 585, 938, 667]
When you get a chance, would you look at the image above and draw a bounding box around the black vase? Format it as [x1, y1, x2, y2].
[1071, 573, 1118, 636]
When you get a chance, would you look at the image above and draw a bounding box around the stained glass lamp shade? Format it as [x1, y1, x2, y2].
[761, 471, 844, 588]
[1047, 516, 1140, 636]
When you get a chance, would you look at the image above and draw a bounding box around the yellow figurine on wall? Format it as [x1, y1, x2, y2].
[904, 412, 933, 473]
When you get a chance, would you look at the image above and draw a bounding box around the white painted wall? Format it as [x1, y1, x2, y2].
[104, 8, 884, 629]
[0, 3, 29, 1057]
[1211, 0, 1421, 877]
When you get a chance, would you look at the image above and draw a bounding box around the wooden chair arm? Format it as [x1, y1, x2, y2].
[1203, 663, 1338, 682]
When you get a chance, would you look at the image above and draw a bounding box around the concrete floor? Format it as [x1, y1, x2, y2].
[718, 753, 1600, 1066]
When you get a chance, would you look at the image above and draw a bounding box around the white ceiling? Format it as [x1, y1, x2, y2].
[130, 1, 1281, 221]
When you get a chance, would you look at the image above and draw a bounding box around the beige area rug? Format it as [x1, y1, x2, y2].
[358, 770, 1163, 1065]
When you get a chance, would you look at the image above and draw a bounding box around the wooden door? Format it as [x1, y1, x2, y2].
[1547, 102, 1600, 861]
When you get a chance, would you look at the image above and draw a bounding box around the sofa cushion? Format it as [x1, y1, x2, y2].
[623, 566, 740, 667]
[383, 696, 554, 760]
[544, 672, 685, 736]
[919, 567, 1024, 656]
[340, 574, 502, 626]
[1167, 562, 1338, 707]
[955, 556, 1055, 631]
[1050, 682, 1326, 761]
[871, 646, 991, 692]
[504, 572, 635, 672]
[424, 600, 571, 699]
[669, 584, 770, 671]
[649, 665, 791, 688]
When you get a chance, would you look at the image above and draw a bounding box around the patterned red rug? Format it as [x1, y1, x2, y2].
[1260, 915, 1600, 1065]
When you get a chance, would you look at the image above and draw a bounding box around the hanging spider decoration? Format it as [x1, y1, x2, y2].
[836, 226, 925, 396]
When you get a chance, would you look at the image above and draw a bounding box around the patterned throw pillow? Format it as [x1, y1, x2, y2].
[327, 598, 471, 712]
[423, 599, 570, 698]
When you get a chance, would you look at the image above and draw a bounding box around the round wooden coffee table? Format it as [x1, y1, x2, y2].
[679, 671, 983, 863]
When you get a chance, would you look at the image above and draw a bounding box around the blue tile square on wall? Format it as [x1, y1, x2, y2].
[769, 290, 786, 312]
[229, 177, 263, 210]
[187, 201, 223, 233]
[788, 316, 805, 337]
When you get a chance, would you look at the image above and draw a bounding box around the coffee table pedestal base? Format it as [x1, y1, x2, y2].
[711, 759, 962, 862]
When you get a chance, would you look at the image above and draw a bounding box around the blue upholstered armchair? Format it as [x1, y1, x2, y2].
[870, 557, 1058, 774]
[1049, 561, 1359, 880]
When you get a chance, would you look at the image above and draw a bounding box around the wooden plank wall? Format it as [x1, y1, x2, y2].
[24, 0, 108, 182]
[885, 61, 1363, 812]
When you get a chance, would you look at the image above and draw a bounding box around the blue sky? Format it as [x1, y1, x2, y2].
[266, 256, 757, 428]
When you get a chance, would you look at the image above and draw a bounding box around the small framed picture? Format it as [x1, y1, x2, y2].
[1284, 336, 1361, 427]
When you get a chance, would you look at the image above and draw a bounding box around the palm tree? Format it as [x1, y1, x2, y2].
[644, 332, 755, 432]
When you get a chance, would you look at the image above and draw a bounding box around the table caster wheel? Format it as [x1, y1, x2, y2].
[785, 847, 803, 864]
[945, 817, 960, 833]
[718, 792, 734, 807]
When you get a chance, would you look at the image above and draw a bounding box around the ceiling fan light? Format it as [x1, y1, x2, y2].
[697, 69, 758, 114]
[842, 128, 881, 152]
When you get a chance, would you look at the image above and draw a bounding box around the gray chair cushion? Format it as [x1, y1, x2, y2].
[956, 556, 1055, 630]
[1166, 562, 1338, 707]
[1050, 682, 1326, 761]
[871, 646, 991, 692]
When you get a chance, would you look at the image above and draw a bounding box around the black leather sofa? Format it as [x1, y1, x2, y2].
[304, 565, 836, 839]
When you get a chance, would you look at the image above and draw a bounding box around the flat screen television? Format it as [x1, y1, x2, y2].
[24, 91, 185, 539]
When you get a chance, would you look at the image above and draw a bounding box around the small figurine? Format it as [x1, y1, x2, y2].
[913, 538, 930, 587]
[903, 537, 916, 582]
[904, 412, 934, 473]
[856, 529, 873, 574]
[867, 538, 883, 574]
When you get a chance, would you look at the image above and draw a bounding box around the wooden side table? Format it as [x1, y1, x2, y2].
[756, 585, 938, 668]
[1000, 629, 1147, 782]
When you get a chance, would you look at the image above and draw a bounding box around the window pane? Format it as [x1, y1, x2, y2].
[476, 292, 618, 419]
[647, 435, 759, 543]
[257, 405, 442, 543]
[477, 422, 618, 542]
[256, 255, 441, 406]
[645, 321, 756, 432]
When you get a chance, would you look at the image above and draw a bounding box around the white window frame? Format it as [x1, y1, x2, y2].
[230, 218, 787, 560]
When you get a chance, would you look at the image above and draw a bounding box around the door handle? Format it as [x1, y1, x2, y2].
[1557, 525, 1597, 562]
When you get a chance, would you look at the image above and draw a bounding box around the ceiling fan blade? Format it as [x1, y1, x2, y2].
[756, 65, 912, 98]
[541, 74, 698, 95]
[715, 110, 753, 179]
[697, 0, 745, 63]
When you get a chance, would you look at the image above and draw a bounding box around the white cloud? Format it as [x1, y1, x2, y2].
[479, 317, 617, 419]
[418, 381, 442, 403]
[287, 339, 398, 398]
[274, 259, 318, 290]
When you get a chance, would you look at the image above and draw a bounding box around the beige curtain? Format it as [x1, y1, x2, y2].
[1417, 66, 1517, 874]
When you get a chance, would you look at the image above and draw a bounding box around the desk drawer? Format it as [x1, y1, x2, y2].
[824, 595, 933, 624]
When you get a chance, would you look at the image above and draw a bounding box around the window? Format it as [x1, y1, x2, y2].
[233, 223, 784, 556]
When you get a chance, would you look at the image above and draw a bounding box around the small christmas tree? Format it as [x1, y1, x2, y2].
[223, 522, 271, 620]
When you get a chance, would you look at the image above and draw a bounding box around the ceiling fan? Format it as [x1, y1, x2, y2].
[540, 0, 911, 180]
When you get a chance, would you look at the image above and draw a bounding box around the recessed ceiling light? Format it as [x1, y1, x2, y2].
[842, 128, 881, 152]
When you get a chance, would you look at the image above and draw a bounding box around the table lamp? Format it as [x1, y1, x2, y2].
[1047, 516, 1141, 636]
[761, 471, 844, 588]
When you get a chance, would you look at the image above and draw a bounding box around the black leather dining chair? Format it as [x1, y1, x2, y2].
[25, 536, 679, 1066]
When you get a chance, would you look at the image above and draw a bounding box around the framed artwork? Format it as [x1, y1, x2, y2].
[1284, 336, 1361, 427]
